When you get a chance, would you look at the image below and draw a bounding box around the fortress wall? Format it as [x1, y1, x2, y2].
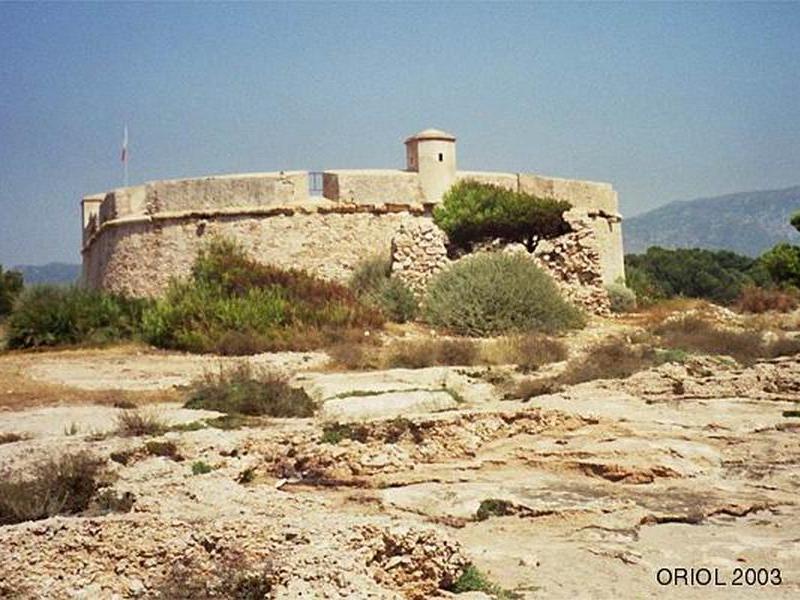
[455, 171, 518, 190]
[83, 208, 424, 297]
[322, 170, 425, 204]
[99, 186, 147, 224]
[145, 171, 309, 214]
[518, 172, 624, 285]
[517, 173, 617, 213]
[95, 173, 308, 225]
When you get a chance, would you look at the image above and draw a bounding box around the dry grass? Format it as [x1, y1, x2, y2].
[513, 377, 563, 400]
[0, 432, 28, 445]
[655, 316, 762, 365]
[154, 553, 275, 599]
[620, 298, 711, 328]
[115, 410, 167, 437]
[560, 338, 657, 385]
[384, 338, 480, 368]
[486, 334, 568, 372]
[735, 286, 799, 314]
[0, 452, 105, 525]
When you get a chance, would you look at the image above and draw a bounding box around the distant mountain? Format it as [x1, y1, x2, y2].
[13, 262, 81, 285]
[625, 186, 800, 257]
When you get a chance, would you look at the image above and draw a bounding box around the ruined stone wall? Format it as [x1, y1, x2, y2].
[83, 204, 426, 298]
[390, 221, 449, 295]
[389, 213, 610, 316]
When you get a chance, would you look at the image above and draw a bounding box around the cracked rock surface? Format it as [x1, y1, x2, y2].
[1, 350, 798, 598]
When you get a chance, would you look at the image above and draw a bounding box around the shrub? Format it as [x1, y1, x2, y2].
[191, 461, 213, 475]
[624, 247, 770, 305]
[185, 363, 316, 418]
[0, 432, 27, 445]
[0, 266, 23, 317]
[476, 498, 516, 521]
[735, 285, 799, 313]
[423, 253, 585, 336]
[144, 440, 181, 460]
[115, 411, 167, 437]
[154, 554, 275, 599]
[4, 286, 148, 349]
[0, 452, 105, 525]
[450, 564, 517, 598]
[349, 255, 418, 323]
[433, 180, 571, 252]
[141, 239, 382, 354]
[384, 338, 480, 368]
[605, 283, 637, 313]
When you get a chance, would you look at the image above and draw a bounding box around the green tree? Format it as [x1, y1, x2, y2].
[0, 266, 23, 316]
[433, 180, 571, 252]
[760, 243, 800, 288]
[791, 211, 800, 233]
[624, 247, 767, 305]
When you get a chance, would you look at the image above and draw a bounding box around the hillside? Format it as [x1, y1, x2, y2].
[625, 186, 800, 256]
[13, 262, 80, 285]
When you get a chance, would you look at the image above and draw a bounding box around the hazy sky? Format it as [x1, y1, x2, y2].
[1, 2, 799, 265]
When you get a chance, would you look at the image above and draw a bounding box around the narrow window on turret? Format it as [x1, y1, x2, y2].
[438, 153, 444, 162]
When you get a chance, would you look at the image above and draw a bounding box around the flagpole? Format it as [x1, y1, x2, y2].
[122, 124, 129, 187]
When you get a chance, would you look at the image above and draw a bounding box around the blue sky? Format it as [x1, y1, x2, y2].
[1, 1, 799, 265]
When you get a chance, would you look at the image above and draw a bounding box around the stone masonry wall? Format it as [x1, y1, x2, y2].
[389, 212, 611, 315]
[83, 206, 426, 298]
[390, 220, 450, 295]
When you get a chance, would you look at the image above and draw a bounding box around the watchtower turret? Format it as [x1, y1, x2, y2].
[404, 128, 456, 203]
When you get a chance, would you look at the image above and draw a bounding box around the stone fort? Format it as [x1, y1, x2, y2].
[81, 129, 624, 313]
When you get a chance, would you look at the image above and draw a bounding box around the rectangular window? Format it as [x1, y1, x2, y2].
[438, 153, 444, 162]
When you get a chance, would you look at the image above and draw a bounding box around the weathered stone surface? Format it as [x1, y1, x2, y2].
[319, 390, 458, 422]
[390, 220, 449, 295]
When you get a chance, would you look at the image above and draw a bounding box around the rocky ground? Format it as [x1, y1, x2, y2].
[0, 320, 799, 599]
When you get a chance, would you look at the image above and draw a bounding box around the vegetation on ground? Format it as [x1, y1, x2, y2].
[735, 285, 798, 313]
[605, 282, 637, 313]
[185, 363, 316, 418]
[491, 333, 569, 372]
[624, 247, 770, 306]
[433, 180, 571, 252]
[155, 554, 275, 599]
[654, 315, 800, 365]
[115, 410, 167, 437]
[349, 255, 418, 323]
[423, 253, 585, 337]
[0, 432, 27, 445]
[191, 460, 213, 475]
[140, 238, 383, 355]
[384, 338, 480, 368]
[144, 440, 182, 460]
[0, 452, 105, 525]
[0, 266, 23, 318]
[4, 286, 148, 349]
[476, 498, 516, 521]
[450, 564, 520, 599]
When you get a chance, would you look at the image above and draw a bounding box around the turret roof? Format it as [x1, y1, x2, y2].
[405, 128, 456, 143]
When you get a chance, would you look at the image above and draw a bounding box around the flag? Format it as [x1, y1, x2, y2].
[121, 125, 128, 163]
